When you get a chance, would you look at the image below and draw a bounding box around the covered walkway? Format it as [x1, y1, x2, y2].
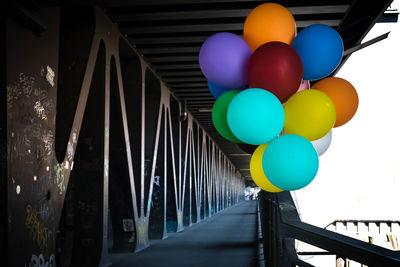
[3, 2, 400, 267]
[111, 200, 258, 267]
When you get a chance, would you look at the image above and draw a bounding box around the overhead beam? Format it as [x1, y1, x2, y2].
[343, 31, 390, 56]
[166, 78, 206, 83]
[334, 0, 393, 75]
[103, 0, 275, 6]
[174, 92, 212, 96]
[198, 122, 214, 126]
[165, 77, 205, 82]
[153, 64, 199, 70]
[125, 23, 244, 34]
[185, 105, 213, 108]
[185, 100, 214, 103]
[190, 113, 212, 116]
[187, 105, 213, 108]
[188, 105, 212, 110]
[123, 20, 341, 34]
[146, 56, 200, 62]
[182, 96, 214, 100]
[131, 36, 211, 45]
[188, 107, 213, 110]
[378, 12, 399, 23]
[160, 71, 203, 76]
[141, 46, 200, 54]
[169, 83, 207, 88]
[110, 5, 349, 21]
[171, 88, 208, 92]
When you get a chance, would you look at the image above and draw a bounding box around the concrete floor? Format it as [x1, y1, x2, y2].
[110, 200, 258, 267]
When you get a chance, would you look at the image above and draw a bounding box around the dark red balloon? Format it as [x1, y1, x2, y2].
[248, 41, 303, 103]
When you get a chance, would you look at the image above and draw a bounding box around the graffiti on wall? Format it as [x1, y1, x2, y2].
[46, 65, 55, 87]
[41, 130, 54, 163]
[25, 253, 56, 267]
[34, 100, 47, 120]
[8, 73, 54, 119]
[8, 70, 55, 165]
[66, 141, 74, 161]
[25, 205, 53, 252]
[54, 163, 65, 195]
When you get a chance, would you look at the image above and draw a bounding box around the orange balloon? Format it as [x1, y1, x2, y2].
[312, 77, 359, 127]
[244, 3, 296, 51]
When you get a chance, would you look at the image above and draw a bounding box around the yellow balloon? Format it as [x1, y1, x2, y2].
[250, 144, 283, 192]
[284, 89, 336, 141]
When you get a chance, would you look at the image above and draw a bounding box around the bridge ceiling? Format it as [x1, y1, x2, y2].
[100, 0, 394, 180]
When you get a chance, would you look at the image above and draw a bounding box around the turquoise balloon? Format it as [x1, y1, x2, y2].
[262, 134, 319, 191]
[227, 88, 284, 145]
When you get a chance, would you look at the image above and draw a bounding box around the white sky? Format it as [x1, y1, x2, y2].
[295, 1, 400, 228]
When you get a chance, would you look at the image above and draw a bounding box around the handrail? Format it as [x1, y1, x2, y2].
[259, 191, 400, 267]
[325, 219, 400, 227]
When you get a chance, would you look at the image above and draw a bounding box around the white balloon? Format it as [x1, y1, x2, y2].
[311, 130, 332, 156]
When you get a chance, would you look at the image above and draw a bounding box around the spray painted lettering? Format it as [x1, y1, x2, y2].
[46, 66, 55, 87]
[25, 253, 56, 267]
[19, 73, 35, 97]
[25, 205, 53, 252]
[34, 100, 47, 120]
[41, 130, 54, 156]
[67, 142, 74, 161]
[54, 163, 65, 194]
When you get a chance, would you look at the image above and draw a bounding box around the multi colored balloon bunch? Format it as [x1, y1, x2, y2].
[199, 3, 359, 192]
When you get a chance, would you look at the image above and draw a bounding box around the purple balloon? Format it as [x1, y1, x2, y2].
[199, 33, 252, 89]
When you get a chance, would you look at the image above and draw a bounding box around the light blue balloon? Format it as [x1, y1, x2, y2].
[262, 134, 319, 191]
[227, 88, 284, 145]
[292, 24, 343, 81]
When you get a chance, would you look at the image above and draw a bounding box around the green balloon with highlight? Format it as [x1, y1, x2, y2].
[212, 90, 242, 143]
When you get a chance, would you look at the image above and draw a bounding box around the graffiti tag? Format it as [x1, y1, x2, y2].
[25, 205, 53, 252]
[34, 100, 47, 120]
[54, 163, 65, 195]
[25, 253, 56, 267]
[46, 66, 55, 87]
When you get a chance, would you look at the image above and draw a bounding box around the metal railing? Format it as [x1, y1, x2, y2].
[258, 191, 400, 267]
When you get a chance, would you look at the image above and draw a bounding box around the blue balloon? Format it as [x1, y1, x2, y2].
[208, 80, 232, 98]
[208, 80, 247, 98]
[262, 134, 319, 191]
[292, 24, 343, 81]
[227, 88, 284, 145]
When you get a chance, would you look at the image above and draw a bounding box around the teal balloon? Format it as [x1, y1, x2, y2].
[227, 88, 284, 145]
[262, 134, 319, 191]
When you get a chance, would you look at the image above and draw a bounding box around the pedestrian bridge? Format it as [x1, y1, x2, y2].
[1, 1, 400, 266]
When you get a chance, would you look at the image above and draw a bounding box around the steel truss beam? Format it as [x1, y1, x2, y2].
[5, 6, 246, 266]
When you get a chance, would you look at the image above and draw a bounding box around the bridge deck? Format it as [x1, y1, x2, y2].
[110, 200, 258, 267]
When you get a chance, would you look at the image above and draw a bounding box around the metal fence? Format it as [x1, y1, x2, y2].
[258, 191, 400, 267]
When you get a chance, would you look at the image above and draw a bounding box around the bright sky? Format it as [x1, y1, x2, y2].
[295, 1, 400, 228]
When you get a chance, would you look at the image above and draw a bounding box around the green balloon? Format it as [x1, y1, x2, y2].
[212, 90, 242, 143]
